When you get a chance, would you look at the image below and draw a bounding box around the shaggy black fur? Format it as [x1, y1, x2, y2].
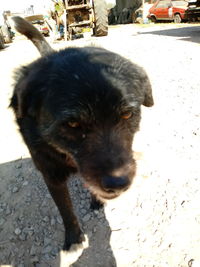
[10, 17, 154, 251]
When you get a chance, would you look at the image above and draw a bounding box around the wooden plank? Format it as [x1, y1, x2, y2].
[68, 20, 91, 27]
[66, 4, 90, 11]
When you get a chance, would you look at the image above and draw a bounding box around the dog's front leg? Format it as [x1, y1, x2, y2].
[90, 193, 104, 210]
[44, 179, 85, 251]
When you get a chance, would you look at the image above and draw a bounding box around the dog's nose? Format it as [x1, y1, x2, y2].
[101, 175, 129, 192]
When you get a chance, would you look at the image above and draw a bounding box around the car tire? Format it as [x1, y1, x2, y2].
[174, 14, 182, 23]
[150, 16, 157, 23]
[92, 0, 108, 36]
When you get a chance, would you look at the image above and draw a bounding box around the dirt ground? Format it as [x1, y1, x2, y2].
[0, 23, 200, 267]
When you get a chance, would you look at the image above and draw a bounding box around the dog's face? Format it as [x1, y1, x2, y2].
[14, 47, 153, 200]
[43, 84, 139, 199]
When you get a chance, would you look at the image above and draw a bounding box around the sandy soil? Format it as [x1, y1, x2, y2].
[0, 23, 200, 267]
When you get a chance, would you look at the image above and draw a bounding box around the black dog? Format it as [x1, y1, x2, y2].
[10, 17, 154, 252]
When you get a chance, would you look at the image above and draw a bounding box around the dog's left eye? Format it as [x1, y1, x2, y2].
[121, 111, 133, 120]
[68, 121, 80, 128]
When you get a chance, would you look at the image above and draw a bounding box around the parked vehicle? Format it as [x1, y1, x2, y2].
[63, 0, 108, 40]
[186, 0, 200, 21]
[148, 0, 188, 23]
[0, 10, 14, 48]
[25, 15, 50, 36]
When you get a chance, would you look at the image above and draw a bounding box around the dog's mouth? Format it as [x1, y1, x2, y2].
[99, 185, 130, 200]
[94, 189, 121, 201]
[83, 182, 127, 200]
[99, 192, 120, 200]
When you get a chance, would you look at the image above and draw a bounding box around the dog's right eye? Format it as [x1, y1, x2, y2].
[68, 121, 80, 128]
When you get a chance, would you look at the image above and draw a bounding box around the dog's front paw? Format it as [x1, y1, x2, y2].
[60, 234, 88, 267]
[63, 228, 86, 251]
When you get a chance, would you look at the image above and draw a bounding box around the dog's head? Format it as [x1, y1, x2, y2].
[13, 47, 153, 200]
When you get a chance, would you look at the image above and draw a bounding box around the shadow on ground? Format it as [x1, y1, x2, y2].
[0, 158, 117, 267]
[139, 25, 200, 43]
[0, 44, 11, 52]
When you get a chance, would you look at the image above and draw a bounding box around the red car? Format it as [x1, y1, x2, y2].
[148, 0, 188, 23]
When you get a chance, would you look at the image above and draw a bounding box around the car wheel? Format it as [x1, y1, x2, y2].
[92, 0, 108, 36]
[174, 14, 182, 23]
[150, 16, 157, 23]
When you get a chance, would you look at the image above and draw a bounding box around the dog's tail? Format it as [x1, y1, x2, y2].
[12, 16, 54, 56]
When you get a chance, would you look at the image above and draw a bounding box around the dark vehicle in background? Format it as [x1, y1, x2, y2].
[186, 0, 200, 21]
[148, 0, 188, 23]
[24, 15, 50, 36]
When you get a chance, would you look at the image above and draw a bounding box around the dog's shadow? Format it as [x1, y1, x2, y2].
[0, 158, 117, 267]
[67, 177, 117, 267]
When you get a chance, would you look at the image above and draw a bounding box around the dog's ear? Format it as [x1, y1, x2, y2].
[131, 65, 154, 107]
[10, 67, 29, 119]
[10, 67, 44, 119]
[142, 73, 154, 107]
